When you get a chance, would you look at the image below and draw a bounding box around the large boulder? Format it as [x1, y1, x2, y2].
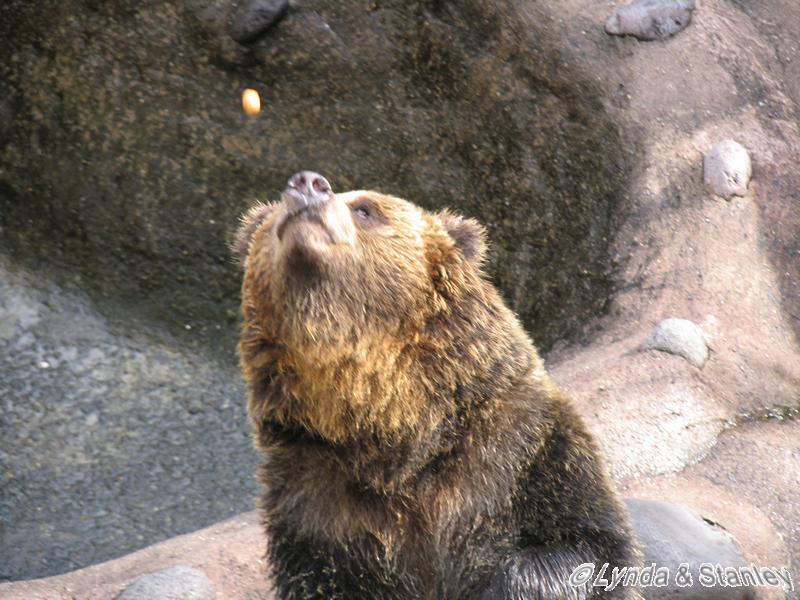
[0, 0, 633, 354]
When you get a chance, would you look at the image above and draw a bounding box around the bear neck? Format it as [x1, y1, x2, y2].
[241, 281, 543, 491]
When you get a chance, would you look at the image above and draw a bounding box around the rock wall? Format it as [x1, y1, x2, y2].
[1, 0, 633, 353]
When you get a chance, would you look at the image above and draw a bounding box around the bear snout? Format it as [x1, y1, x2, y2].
[284, 171, 333, 213]
[277, 171, 356, 247]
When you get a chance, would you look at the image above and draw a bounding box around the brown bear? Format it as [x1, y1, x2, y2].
[233, 171, 642, 599]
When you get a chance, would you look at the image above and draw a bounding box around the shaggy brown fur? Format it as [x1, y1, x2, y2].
[234, 174, 641, 599]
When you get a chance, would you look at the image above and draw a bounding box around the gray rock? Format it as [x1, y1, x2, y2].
[0, 257, 259, 581]
[605, 0, 695, 41]
[642, 318, 709, 368]
[626, 499, 756, 599]
[229, 0, 289, 44]
[116, 565, 215, 600]
[703, 140, 752, 199]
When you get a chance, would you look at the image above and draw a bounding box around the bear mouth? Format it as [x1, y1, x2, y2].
[276, 207, 333, 244]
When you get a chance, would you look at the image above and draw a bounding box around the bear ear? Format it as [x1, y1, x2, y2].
[231, 202, 276, 268]
[437, 210, 488, 263]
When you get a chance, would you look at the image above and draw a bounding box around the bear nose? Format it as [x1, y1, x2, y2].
[285, 171, 333, 210]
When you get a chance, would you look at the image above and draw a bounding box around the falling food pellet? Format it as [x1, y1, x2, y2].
[242, 88, 261, 117]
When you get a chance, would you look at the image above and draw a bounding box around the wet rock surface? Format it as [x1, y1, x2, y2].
[626, 499, 756, 599]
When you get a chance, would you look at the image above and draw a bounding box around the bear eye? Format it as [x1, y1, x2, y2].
[350, 199, 388, 229]
[352, 203, 372, 220]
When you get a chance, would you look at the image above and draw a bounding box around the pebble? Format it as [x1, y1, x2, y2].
[116, 565, 216, 600]
[642, 317, 709, 368]
[703, 140, 752, 199]
[605, 0, 695, 41]
[229, 0, 289, 45]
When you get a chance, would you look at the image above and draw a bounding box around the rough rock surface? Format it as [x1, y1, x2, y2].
[0, 256, 259, 581]
[605, 0, 695, 41]
[1, 0, 800, 597]
[703, 140, 753, 199]
[0, 0, 631, 356]
[117, 565, 216, 600]
[642, 317, 709, 368]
